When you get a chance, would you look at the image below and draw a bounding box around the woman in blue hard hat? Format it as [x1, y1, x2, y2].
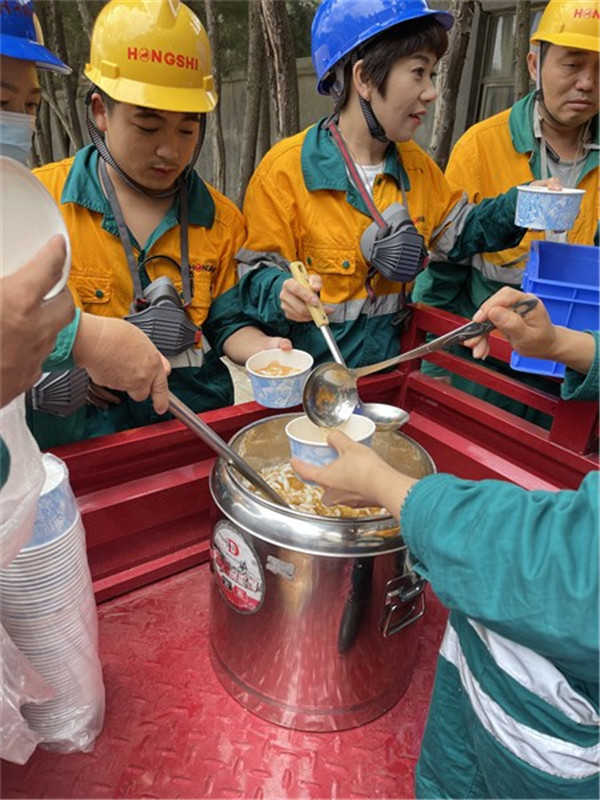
[233, 0, 559, 372]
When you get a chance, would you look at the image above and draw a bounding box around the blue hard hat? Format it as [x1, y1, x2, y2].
[312, 0, 453, 95]
[0, 0, 71, 74]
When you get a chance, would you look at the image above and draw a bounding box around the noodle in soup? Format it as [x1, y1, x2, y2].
[258, 462, 385, 518]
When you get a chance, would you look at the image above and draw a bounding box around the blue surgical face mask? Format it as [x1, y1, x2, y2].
[0, 111, 36, 165]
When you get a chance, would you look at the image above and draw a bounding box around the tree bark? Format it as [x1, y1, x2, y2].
[33, 100, 54, 167]
[49, 0, 85, 151]
[34, 0, 83, 158]
[75, 0, 94, 39]
[514, 0, 532, 101]
[203, 0, 226, 192]
[235, 0, 265, 207]
[257, 64, 271, 166]
[429, 0, 475, 171]
[259, 0, 299, 141]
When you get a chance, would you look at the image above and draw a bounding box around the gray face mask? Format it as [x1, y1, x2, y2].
[0, 111, 35, 165]
[360, 203, 428, 283]
[125, 276, 201, 357]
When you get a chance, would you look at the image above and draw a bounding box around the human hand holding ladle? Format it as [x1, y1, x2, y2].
[289, 261, 410, 431]
[302, 298, 539, 428]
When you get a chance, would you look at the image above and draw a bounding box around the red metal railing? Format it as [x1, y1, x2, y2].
[50, 304, 598, 603]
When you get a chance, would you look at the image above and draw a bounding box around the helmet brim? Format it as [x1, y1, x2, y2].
[84, 67, 218, 113]
[530, 32, 600, 53]
[0, 34, 71, 74]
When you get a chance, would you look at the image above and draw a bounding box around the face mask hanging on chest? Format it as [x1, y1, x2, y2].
[327, 118, 428, 285]
[0, 112, 35, 165]
[360, 202, 428, 283]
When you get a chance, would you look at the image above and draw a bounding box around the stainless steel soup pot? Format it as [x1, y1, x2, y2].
[208, 413, 435, 731]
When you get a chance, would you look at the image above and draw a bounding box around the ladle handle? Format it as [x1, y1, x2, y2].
[352, 298, 539, 379]
[290, 261, 347, 367]
[167, 392, 289, 507]
[290, 261, 330, 327]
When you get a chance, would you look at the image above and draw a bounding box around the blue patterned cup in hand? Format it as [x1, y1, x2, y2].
[286, 414, 376, 478]
[515, 185, 585, 232]
[246, 349, 314, 408]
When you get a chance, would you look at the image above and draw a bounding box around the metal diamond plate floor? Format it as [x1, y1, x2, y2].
[0, 565, 447, 800]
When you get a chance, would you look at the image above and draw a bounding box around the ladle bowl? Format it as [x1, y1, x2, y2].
[303, 299, 539, 428]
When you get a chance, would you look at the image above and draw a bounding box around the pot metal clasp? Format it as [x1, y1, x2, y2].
[380, 574, 426, 637]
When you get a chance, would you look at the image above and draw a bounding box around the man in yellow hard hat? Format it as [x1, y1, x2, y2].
[32, 0, 289, 445]
[412, 0, 598, 422]
[0, 0, 171, 448]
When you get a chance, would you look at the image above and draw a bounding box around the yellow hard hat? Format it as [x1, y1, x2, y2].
[530, 0, 599, 53]
[84, 0, 217, 113]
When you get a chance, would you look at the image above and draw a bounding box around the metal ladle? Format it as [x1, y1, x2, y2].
[168, 392, 289, 507]
[302, 298, 539, 428]
[289, 261, 410, 431]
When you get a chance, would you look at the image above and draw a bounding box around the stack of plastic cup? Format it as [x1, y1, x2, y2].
[0, 454, 105, 752]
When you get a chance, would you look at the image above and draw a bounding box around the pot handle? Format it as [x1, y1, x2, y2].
[380, 574, 426, 637]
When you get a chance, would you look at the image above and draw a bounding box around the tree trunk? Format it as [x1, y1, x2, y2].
[33, 100, 54, 167]
[259, 0, 299, 141]
[34, 0, 83, 159]
[75, 0, 94, 39]
[257, 64, 271, 165]
[49, 0, 84, 151]
[39, 72, 70, 159]
[235, 0, 265, 207]
[203, 0, 226, 192]
[429, 0, 475, 171]
[514, 0, 532, 101]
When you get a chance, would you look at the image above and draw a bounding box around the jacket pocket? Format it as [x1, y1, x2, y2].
[304, 244, 357, 276]
[70, 276, 112, 308]
[303, 245, 362, 305]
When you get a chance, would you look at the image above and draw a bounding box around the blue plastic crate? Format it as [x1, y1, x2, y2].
[510, 241, 599, 378]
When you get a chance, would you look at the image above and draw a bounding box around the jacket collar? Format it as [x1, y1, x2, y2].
[301, 118, 411, 206]
[61, 145, 215, 228]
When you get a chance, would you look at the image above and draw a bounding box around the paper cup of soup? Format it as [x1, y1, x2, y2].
[246, 349, 314, 408]
[286, 414, 376, 476]
[515, 185, 585, 231]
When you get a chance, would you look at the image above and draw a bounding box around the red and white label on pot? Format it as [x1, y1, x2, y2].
[211, 521, 264, 613]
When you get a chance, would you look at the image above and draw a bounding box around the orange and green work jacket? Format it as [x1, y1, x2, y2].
[31, 145, 248, 446]
[235, 119, 527, 369]
[413, 91, 599, 316]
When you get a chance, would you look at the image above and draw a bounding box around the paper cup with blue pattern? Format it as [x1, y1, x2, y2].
[515, 185, 585, 232]
[286, 414, 376, 479]
[246, 349, 314, 408]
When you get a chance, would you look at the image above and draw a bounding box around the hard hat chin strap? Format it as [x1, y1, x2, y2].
[358, 94, 389, 143]
[84, 88, 206, 199]
[350, 52, 389, 144]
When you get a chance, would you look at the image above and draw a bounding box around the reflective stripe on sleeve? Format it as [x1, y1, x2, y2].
[468, 619, 599, 727]
[440, 621, 600, 779]
[469, 253, 526, 284]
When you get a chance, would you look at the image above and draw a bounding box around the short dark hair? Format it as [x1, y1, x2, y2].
[336, 16, 448, 110]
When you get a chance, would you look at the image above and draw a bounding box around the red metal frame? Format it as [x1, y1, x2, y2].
[49, 304, 598, 604]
